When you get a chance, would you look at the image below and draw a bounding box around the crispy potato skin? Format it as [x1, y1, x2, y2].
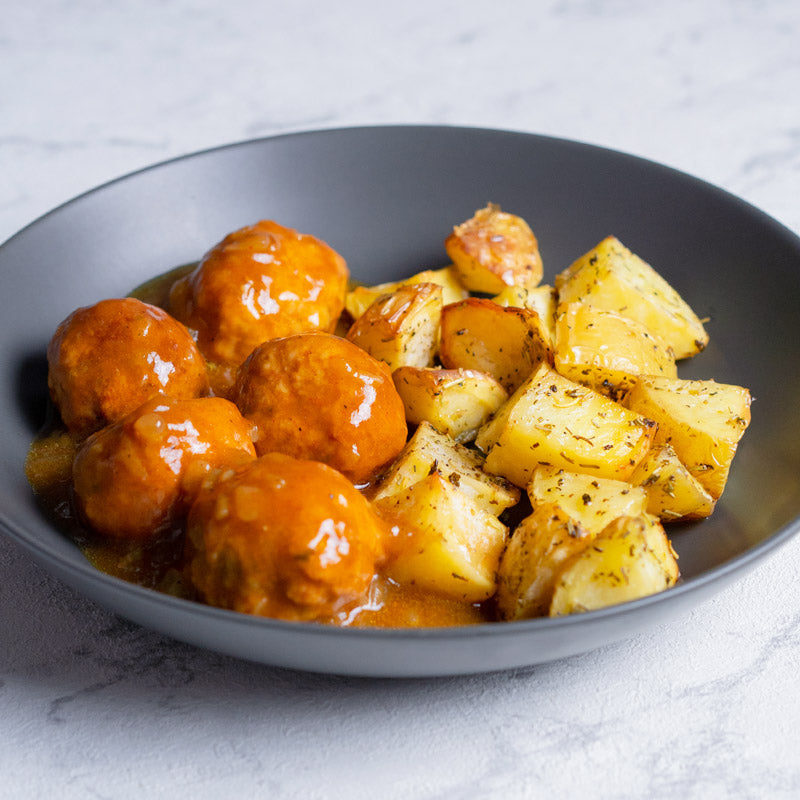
[186, 453, 387, 622]
[492, 284, 557, 344]
[346, 283, 442, 371]
[72, 396, 256, 540]
[445, 204, 543, 293]
[47, 297, 209, 436]
[231, 332, 407, 484]
[169, 220, 349, 370]
[439, 298, 553, 393]
[345, 266, 467, 321]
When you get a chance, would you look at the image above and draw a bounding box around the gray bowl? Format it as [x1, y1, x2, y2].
[2, 126, 798, 677]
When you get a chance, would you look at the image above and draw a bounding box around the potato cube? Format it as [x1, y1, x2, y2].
[445, 203, 543, 293]
[554, 302, 677, 398]
[492, 284, 557, 345]
[344, 285, 385, 321]
[403, 266, 470, 306]
[475, 363, 656, 487]
[549, 514, 680, 616]
[346, 282, 442, 370]
[624, 375, 751, 499]
[374, 473, 508, 602]
[555, 236, 709, 359]
[629, 443, 716, 520]
[392, 366, 508, 443]
[345, 266, 468, 321]
[527, 466, 648, 535]
[496, 502, 594, 620]
[370, 421, 520, 515]
[439, 298, 553, 393]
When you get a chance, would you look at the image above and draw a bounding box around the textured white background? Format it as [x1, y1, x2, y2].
[2, 1, 800, 797]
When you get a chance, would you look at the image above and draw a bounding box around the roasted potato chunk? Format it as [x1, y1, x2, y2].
[345, 266, 468, 320]
[374, 473, 508, 603]
[629, 443, 716, 520]
[445, 203, 543, 293]
[392, 366, 508, 443]
[549, 514, 679, 616]
[370, 421, 520, 516]
[344, 285, 384, 322]
[475, 363, 657, 488]
[346, 283, 442, 371]
[624, 375, 751, 499]
[555, 236, 708, 360]
[492, 284, 557, 345]
[527, 466, 648, 535]
[554, 302, 677, 398]
[440, 298, 553, 393]
[496, 503, 594, 620]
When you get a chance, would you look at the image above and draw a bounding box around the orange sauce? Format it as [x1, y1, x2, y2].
[351, 581, 491, 627]
[26, 431, 492, 625]
[128, 262, 195, 307]
[25, 429, 190, 594]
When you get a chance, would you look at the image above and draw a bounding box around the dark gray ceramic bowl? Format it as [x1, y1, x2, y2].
[2, 126, 799, 677]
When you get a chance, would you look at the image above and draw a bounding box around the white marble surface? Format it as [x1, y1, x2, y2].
[2, 1, 800, 797]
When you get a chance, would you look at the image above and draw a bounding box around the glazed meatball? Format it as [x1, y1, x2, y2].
[186, 452, 387, 622]
[48, 297, 209, 436]
[168, 220, 349, 379]
[231, 332, 408, 484]
[73, 396, 256, 540]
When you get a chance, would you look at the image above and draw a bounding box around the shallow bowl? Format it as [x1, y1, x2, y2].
[2, 126, 799, 676]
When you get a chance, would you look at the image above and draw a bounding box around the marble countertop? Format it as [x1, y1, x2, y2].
[3, 1, 800, 797]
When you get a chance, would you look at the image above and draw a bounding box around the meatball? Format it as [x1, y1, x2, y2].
[48, 297, 209, 436]
[73, 396, 256, 540]
[186, 452, 387, 622]
[168, 220, 349, 377]
[231, 332, 408, 484]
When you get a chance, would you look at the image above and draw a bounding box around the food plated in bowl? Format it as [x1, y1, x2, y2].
[26, 207, 751, 627]
[2, 126, 799, 675]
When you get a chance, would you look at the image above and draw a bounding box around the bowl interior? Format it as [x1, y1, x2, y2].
[2, 126, 799, 675]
